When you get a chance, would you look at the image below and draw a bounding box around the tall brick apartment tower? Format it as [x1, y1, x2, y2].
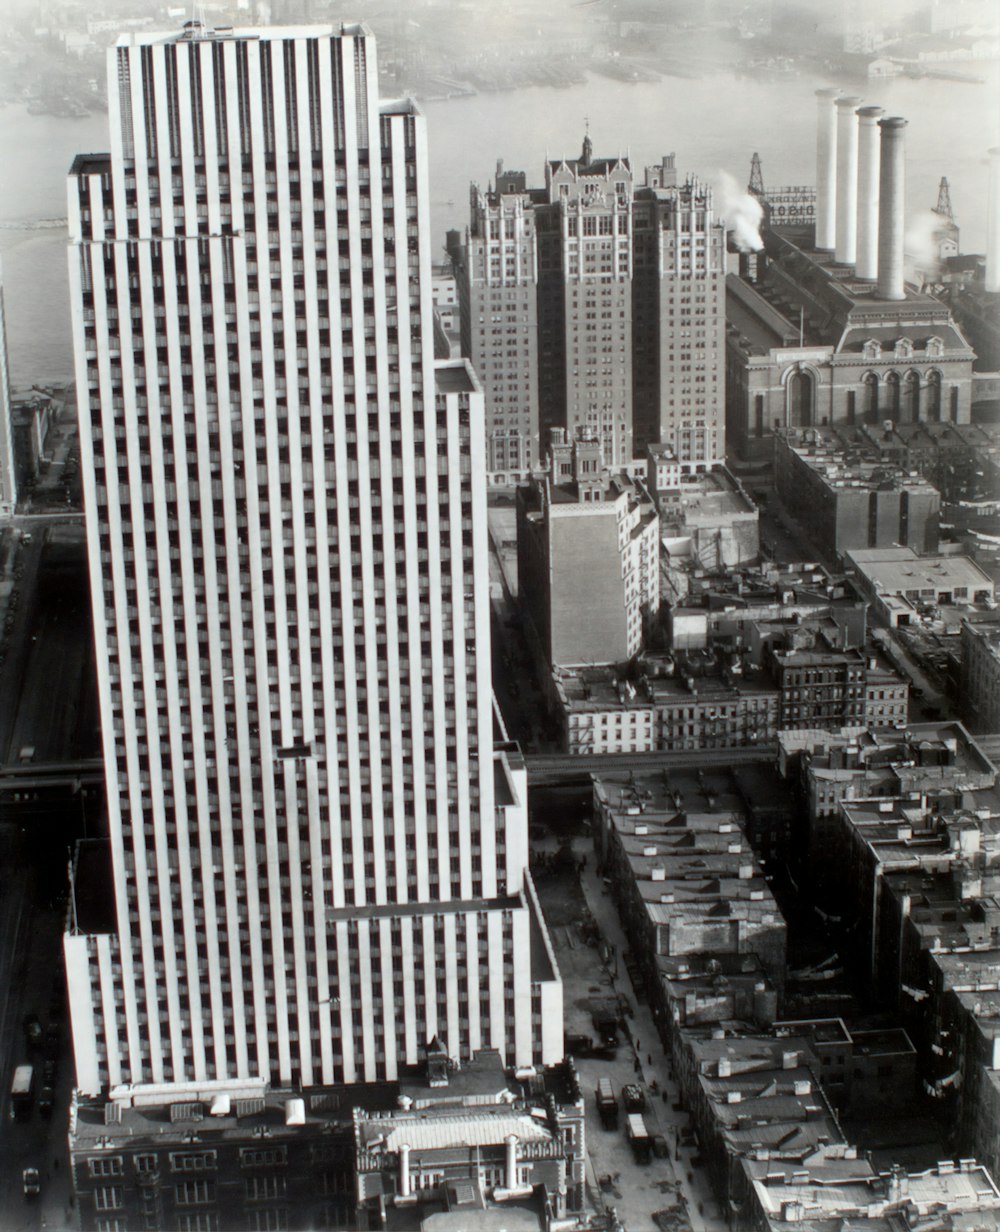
[454, 138, 726, 482]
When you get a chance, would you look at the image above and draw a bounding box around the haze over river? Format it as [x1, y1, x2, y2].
[1, 60, 997, 386]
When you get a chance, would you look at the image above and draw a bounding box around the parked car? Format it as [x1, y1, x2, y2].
[622, 1083, 646, 1113]
[22, 1013, 41, 1047]
[38, 1086, 54, 1119]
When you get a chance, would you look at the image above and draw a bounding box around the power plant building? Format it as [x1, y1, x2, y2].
[454, 140, 726, 481]
[727, 99, 977, 463]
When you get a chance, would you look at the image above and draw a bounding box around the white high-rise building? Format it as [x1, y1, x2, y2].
[0, 260, 17, 517]
[65, 21, 561, 1098]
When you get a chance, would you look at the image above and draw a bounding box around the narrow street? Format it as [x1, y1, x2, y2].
[534, 828, 730, 1232]
[0, 827, 75, 1232]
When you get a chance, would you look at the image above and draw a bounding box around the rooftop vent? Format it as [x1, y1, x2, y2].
[169, 1103, 204, 1123]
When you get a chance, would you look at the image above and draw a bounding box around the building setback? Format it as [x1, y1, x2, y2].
[454, 140, 725, 480]
[64, 20, 561, 1111]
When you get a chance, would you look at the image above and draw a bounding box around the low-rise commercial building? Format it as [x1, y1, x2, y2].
[961, 619, 1000, 734]
[774, 426, 941, 560]
[868, 420, 1000, 504]
[69, 1052, 587, 1232]
[668, 563, 863, 650]
[553, 662, 779, 754]
[354, 1048, 586, 1228]
[831, 797, 1000, 996]
[592, 772, 787, 1038]
[662, 954, 779, 1035]
[772, 1019, 917, 1115]
[778, 721, 996, 890]
[648, 457, 760, 573]
[738, 1157, 1000, 1232]
[845, 546, 996, 628]
[680, 1034, 842, 1212]
[757, 621, 909, 731]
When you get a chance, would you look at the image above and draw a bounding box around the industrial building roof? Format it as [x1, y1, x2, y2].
[847, 548, 994, 596]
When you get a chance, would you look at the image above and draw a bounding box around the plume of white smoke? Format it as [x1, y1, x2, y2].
[718, 170, 764, 253]
[905, 208, 944, 273]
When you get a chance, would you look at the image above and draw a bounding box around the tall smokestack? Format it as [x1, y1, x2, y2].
[877, 117, 907, 301]
[815, 88, 840, 252]
[987, 148, 1000, 295]
[835, 96, 862, 265]
[855, 106, 884, 281]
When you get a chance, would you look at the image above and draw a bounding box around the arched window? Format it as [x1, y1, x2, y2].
[927, 370, 942, 420]
[885, 371, 901, 421]
[902, 370, 920, 422]
[788, 369, 813, 427]
[864, 372, 879, 420]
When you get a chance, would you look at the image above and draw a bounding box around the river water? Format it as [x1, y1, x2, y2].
[1, 61, 997, 385]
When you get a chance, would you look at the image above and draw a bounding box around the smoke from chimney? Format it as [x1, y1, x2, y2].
[906, 209, 945, 283]
[719, 171, 764, 253]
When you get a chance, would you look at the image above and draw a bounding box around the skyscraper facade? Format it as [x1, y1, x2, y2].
[454, 141, 726, 482]
[0, 260, 17, 516]
[65, 21, 560, 1099]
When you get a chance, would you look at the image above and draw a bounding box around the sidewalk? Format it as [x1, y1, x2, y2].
[570, 837, 730, 1232]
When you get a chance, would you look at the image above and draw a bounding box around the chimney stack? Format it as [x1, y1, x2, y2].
[835, 96, 862, 265]
[855, 106, 884, 280]
[877, 117, 907, 301]
[987, 148, 1000, 295]
[815, 88, 840, 252]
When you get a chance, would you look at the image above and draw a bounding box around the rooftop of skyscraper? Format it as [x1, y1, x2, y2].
[114, 20, 371, 47]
